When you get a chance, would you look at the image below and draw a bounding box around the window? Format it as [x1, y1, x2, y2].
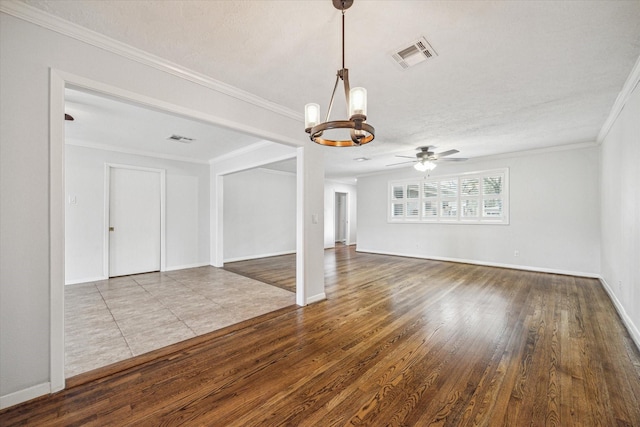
[407, 184, 420, 199]
[482, 176, 504, 218]
[388, 168, 509, 224]
[461, 177, 479, 219]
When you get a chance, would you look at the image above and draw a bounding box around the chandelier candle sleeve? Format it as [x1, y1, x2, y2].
[305, 103, 321, 129]
[349, 87, 367, 116]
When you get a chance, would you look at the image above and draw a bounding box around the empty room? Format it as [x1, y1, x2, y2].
[1, 0, 639, 425]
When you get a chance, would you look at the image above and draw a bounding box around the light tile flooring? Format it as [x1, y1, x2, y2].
[65, 266, 296, 377]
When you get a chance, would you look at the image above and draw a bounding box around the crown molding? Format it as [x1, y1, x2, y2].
[65, 139, 210, 165]
[471, 140, 599, 162]
[0, 0, 302, 122]
[597, 54, 640, 143]
[356, 140, 599, 180]
[325, 177, 358, 186]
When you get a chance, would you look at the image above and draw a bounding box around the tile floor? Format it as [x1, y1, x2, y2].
[65, 266, 296, 377]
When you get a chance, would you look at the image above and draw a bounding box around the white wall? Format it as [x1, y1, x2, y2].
[210, 141, 297, 267]
[0, 11, 325, 407]
[600, 75, 640, 346]
[357, 146, 601, 276]
[65, 145, 210, 283]
[223, 168, 296, 262]
[324, 181, 357, 248]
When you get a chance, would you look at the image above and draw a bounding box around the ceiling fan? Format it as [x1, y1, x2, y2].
[387, 146, 468, 171]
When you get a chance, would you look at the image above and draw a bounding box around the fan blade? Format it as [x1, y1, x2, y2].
[386, 160, 416, 166]
[436, 149, 459, 158]
[395, 155, 416, 159]
[440, 157, 468, 162]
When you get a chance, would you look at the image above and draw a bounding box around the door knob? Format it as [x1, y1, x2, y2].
[109, 227, 114, 232]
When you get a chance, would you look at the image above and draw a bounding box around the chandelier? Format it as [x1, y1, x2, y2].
[304, 0, 375, 147]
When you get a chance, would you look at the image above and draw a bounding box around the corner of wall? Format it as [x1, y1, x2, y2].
[598, 276, 640, 351]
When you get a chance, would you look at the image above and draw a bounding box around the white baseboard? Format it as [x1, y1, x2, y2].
[354, 248, 599, 278]
[599, 277, 640, 351]
[65, 275, 108, 285]
[64, 263, 211, 284]
[224, 250, 296, 264]
[164, 262, 209, 272]
[306, 292, 326, 305]
[0, 382, 50, 410]
[325, 242, 357, 249]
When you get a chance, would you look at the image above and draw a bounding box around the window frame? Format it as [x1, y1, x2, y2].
[388, 168, 509, 225]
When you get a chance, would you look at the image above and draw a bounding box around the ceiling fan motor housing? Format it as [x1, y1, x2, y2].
[417, 150, 435, 160]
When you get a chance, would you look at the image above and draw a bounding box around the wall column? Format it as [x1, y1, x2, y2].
[296, 144, 326, 305]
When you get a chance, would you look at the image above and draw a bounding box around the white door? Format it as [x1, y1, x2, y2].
[109, 167, 161, 277]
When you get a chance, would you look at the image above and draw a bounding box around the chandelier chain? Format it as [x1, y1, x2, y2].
[342, 9, 345, 71]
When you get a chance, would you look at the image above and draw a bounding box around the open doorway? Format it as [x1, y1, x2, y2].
[62, 85, 296, 378]
[222, 161, 297, 293]
[335, 192, 348, 245]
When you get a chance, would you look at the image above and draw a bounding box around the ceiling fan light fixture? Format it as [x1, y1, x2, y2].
[414, 160, 436, 172]
[304, 0, 375, 147]
[387, 146, 467, 169]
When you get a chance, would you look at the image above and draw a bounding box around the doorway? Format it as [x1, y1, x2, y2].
[335, 192, 348, 245]
[57, 82, 297, 389]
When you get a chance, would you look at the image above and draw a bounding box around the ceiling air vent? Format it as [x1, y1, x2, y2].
[392, 36, 438, 70]
[167, 134, 195, 143]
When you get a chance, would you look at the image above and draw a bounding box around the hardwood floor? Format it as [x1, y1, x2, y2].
[2, 246, 639, 426]
[224, 253, 296, 293]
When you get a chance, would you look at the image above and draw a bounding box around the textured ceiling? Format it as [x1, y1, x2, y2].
[65, 88, 263, 162]
[22, 0, 640, 179]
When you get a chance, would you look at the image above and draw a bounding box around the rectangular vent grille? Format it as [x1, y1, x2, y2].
[392, 36, 437, 69]
[167, 134, 195, 143]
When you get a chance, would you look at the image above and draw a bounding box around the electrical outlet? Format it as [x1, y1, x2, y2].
[514, 250, 519, 257]
[618, 280, 623, 291]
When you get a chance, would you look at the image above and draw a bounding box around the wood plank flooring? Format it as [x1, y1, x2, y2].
[224, 253, 297, 293]
[2, 246, 639, 426]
